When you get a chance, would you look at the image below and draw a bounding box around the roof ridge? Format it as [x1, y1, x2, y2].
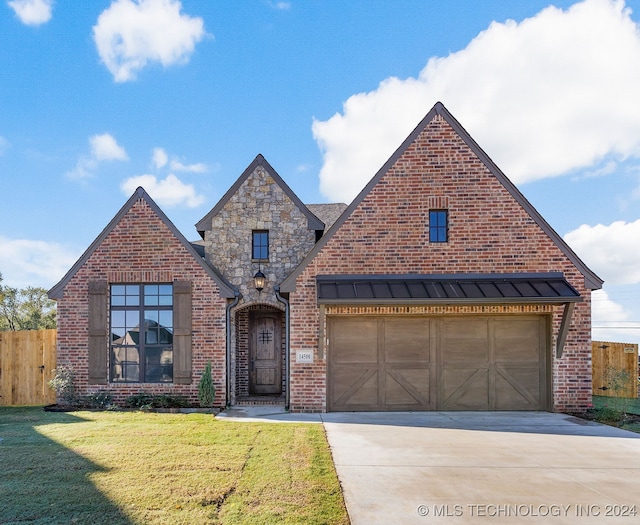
[280, 101, 603, 292]
[195, 154, 324, 236]
[48, 187, 236, 299]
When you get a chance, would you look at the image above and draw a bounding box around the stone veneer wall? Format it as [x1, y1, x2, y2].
[55, 198, 228, 407]
[203, 166, 318, 304]
[287, 114, 593, 413]
[201, 166, 319, 405]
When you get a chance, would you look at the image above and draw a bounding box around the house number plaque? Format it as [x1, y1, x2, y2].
[296, 351, 313, 363]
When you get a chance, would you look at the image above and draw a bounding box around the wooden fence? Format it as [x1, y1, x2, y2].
[0, 329, 57, 406]
[592, 341, 639, 398]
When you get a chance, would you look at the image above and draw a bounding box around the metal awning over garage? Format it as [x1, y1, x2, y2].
[321, 274, 584, 412]
[318, 273, 581, 360]
[316, 273, 581, 305]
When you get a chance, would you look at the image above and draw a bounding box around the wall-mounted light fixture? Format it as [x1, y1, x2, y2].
[254, 268, 266, 293]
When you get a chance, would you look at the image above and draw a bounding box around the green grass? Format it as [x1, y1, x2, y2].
[589, 395, 640, 433]
[0, 407, 349, 525]
[592, 394, 640, 415]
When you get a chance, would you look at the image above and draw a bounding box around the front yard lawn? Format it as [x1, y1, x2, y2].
[0, 407, 349, 524]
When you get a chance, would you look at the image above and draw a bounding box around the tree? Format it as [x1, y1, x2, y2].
[0, 272, 56, 331]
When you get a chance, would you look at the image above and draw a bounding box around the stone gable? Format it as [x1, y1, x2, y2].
[203, 165, 318, 303]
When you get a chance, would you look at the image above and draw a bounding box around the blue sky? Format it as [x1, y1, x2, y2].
[1, 0, 640, 344]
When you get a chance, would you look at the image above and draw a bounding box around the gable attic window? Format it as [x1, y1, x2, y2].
[109, 284, 174, 383]
[252, 230, 269, 260]
[429, 210, 448, 243]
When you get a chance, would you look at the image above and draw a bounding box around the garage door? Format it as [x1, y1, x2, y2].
[327, 315, 548, 411]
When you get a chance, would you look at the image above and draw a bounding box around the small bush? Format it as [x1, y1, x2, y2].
[603, 365, 634, 416]
[197, 361, 216, 407]
[48, 366, 77, 405]
[592, 405, 625, 425]
[84, 391, 115, 409]
[124, 392, 190, 409]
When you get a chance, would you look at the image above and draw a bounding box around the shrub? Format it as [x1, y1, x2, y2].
[604, 365, 633, 396]
[124, 392, 190, 409]
[197, 361, 216, 408]
[48, 366, 77, 405]
[84, 391, 115, 409]
[592, 405, 625, 425]
[603, 365, 634, 416]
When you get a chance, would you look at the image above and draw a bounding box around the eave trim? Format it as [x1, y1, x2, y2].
[195, 154, 324, 236]
[280, 102, 603, 293]
[48, 187, 237, 300]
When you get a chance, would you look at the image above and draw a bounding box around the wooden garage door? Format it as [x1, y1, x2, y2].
[328, 317, 433, 411]
[327, 315, 548, 411]
[440, 317, 548, 410]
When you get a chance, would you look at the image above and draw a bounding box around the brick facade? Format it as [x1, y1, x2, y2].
[286, 112, 595, 413]
[51, 103, 599, 414]
[54, 195, 228, 407]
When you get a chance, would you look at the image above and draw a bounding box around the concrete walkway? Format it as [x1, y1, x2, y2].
[218, 409, 640, 524]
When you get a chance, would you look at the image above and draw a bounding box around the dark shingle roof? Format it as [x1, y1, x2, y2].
[306, 203, 348, 232]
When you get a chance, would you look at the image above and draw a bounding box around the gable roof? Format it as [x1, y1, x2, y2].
[48, 187, 237, 300]
[195, 154, 324, 237]
[280, 101, 603, 293]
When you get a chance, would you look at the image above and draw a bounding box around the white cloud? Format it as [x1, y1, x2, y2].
[592, 289, 629, 323]
[66, 133, 128, 180]
[121, 173, 205, 207]
[151, 147, 207, 172]
[591, 289, 640, 343]
[65, 158, 96, 181]
[169, 159, 207, 173]
[152, 147, 168, 169]
[0, 236, 80, 289]
[572, 160, 618, 181]
[269, 1, 291, 10]
[93, 0, 206, 82]
[313, 0, 640, 202]
[8, 0, 53, 26]
[564, 219, 640, 285]
[90, 133, 128, 161]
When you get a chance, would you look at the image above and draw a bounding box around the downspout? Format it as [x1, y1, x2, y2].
[275, 286, 290, 411]
[225, 291, 241, 409]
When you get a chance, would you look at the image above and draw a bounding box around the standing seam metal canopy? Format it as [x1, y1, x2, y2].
[316, 273, 581, 304]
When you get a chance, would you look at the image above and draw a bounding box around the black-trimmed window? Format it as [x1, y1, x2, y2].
[109, 284, 173, 383]
[252, 230, 269, 260]
[429, 210, 448, 242]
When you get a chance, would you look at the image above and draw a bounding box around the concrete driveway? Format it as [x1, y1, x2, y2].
[321, 412, 640, 525]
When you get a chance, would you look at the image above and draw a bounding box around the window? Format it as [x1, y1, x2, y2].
[109, 284, 173, 383]
[252, 230, 269, 260]
[429, 210, 448, 242]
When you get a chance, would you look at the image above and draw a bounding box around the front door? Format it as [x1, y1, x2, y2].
[249, 311, 282, 395]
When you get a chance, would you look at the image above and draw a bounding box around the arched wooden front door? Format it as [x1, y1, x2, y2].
[249, 310, 282, 395]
